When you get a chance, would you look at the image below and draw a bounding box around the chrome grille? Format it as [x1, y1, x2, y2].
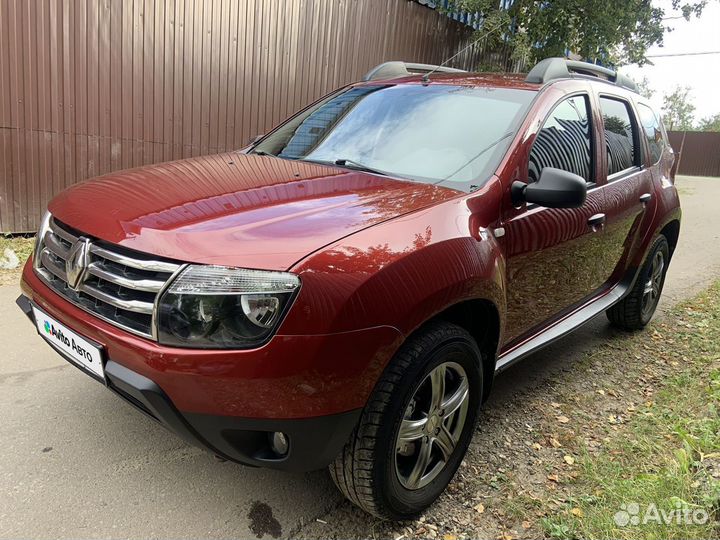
[35, 217, 182, 339]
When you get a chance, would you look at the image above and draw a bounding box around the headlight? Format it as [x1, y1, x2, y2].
[156, 265, 300, 349]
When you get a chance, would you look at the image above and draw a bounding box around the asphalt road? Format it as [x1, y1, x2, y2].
[1, 176, 719, 539]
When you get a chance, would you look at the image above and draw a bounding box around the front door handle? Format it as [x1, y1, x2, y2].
[640, 193, 652, 204]
[587, 213, 606, 231]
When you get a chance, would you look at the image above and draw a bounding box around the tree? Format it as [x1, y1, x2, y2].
[636, 76, 655, 100]
[445, 0, 709, 67]
[697, 113, 720, 132]
[604, 115, 630, 135]
[662, 86, 696, 131]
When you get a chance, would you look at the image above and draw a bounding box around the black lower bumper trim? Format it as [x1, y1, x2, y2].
[19, 293, 361, 472]
[104, 361, 210, 449]
[105, 361, 360, 472]
[183, 409, 361, 472]
[16, 294, 33, 320]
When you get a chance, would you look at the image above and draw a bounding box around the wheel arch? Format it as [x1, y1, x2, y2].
[659, 219, 680, 259]
[408, 298, 501, 403]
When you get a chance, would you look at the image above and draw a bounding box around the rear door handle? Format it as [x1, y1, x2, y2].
[587, 213, 606, 230]
[640, 193, 652, 203]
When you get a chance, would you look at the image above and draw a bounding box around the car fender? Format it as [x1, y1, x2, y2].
[282, 195, 506, 342]
[628, 182, 681, 271]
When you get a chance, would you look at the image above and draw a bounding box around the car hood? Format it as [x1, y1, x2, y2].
[49, 153, 461, 270]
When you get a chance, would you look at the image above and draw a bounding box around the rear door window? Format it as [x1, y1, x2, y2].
[637, 103, 665, 163]
[529, 95, 592, 183]
[599, 97, 638, 176]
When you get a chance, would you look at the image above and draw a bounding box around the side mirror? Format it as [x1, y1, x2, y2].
[511, 167, 587, 209]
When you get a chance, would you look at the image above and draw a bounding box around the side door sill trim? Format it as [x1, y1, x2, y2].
[495, 268, 637, 374]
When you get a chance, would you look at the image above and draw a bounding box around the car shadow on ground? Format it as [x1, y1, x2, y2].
[488, 314, 620, 406]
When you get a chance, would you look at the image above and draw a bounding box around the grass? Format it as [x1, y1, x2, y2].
[541, 282, 720, 539]
[0, 234, 34, 284]
[276, 280, 720, 540]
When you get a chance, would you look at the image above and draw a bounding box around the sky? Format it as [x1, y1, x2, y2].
[622, 0, 720, 123]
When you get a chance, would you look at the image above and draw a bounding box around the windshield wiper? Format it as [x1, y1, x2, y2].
[333, 158, 390, 177]
[436, 131, 514, 184]
[249, 150, 298, 162]
[294, 157, 410, 180]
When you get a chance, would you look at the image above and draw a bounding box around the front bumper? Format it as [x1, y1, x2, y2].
[21, 259, 402, 417]
[17, 294, 361, 471]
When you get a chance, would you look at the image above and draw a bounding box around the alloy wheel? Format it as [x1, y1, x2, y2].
[642, 250, 665, 318]
[394, 361, 470, 490]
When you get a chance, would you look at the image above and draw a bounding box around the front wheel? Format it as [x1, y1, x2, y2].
[607, 235, 670, 330]
[329, 322, 483, 519]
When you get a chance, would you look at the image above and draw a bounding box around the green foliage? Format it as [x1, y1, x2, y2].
[445, 0, 708, 67]
[659, 87, 719, 132]
[542, 516, 577, 539]
[636, 76, 655, 100]
[697, 113, 720, 132]
[604, 115, 630, 135]
[482, 280, 720, 539]
[662, 86, 696, 130]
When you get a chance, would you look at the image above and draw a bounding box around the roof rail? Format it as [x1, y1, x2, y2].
[362, 61, 466, 82]
[525, 57, 638, 93]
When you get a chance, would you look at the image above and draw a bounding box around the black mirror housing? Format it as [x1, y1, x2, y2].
[512, 167, 587, 209]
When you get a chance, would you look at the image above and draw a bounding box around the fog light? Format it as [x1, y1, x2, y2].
[269, 432, 289, 456]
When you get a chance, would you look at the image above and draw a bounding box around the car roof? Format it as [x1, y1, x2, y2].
[356, 70, 641, 99]
[356, 71, 542, 91]
[358, 59, 640, 97]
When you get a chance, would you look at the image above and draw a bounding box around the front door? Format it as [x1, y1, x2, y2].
[501, 93, 611, 344]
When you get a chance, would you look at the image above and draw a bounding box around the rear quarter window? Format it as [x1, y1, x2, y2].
[637, 103, 665, 163]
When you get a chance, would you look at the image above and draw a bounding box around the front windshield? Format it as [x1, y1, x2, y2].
[253, 83, 536, 191]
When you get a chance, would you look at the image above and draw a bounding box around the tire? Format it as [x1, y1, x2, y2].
[606, 235, 670, 330]
[329, 321, 483, 519]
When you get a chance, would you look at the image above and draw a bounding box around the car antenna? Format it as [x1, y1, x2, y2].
[422, 22, 503, 84]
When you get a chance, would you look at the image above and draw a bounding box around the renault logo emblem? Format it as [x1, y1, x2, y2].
[66, 238, 91, 290]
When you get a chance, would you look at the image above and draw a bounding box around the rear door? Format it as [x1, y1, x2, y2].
[594, 93, 656, 283]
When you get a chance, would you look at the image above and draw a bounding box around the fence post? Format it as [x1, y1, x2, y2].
[675, 130, 687, 176]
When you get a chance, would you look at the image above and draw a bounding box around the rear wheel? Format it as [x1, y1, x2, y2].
[329, 322, 482, 519]
[607, 235, 669, 330]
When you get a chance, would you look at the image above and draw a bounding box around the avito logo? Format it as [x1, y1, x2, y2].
[44, 320, 70, 347]
[42, 319, 94, 363]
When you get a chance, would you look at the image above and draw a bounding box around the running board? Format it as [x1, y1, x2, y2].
[495, 270, 636, 374]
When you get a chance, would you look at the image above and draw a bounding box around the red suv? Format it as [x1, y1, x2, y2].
[18, 58, 680, 519]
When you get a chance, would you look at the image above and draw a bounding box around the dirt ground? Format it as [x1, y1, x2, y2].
[294, 287, 720, 539]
